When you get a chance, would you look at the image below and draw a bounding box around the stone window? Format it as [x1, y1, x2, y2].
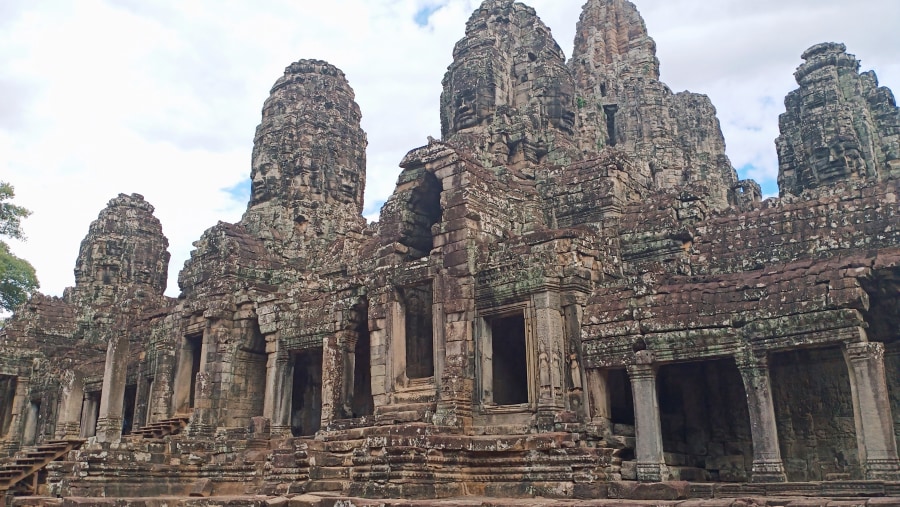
[291, 348, 323, 437]
[603, 104, 618, 147]
[478, 306, 535, 409]
[0, 375, 17, 437]
[398, 170, 442, 260]
[400, 284, 434, 381]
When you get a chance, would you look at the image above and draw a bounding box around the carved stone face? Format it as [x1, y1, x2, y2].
[541, 79, 576, 134]
[450, 72, 497, 133]
[250, 149, 283, 204]
[812, 135, 863, 183]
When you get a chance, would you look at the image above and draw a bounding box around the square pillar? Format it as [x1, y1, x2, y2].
[95, 335, 129, 443]
[55, 371, 84, 440]
[736, 349, 786, 483]
[264, 342, 293, 437]
[1, 377, 29, 455]
[627, 350, 669, 482]
[320, 331, 349, 426]
[844, 342, 900, 480]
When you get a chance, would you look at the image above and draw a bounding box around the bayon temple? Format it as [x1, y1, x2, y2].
[1, 0, 900, 504]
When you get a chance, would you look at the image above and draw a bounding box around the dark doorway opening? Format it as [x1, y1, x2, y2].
[351, 314, 373, 417]
[122, 384, 137, 435]
[291, 348, 323, 437]
[403, 284, 434, 380]
[490, 313, 528, 405]
[0, 375, 17, 437]
[609, 368, 634, 426]
[186, 335, 202, 408]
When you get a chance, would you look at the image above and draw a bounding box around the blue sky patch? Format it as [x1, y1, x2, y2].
[225, 179, 251, 204]
[414, 4, 441, 27]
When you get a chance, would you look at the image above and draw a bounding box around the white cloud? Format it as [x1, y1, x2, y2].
[1, 0, 897, 298]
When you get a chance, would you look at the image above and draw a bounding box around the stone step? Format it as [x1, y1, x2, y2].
[310, 466, 351, 480]
[306, 479, 346, 493]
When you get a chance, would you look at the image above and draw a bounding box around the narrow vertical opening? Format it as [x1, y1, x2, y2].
[121, 384, 137, 435]
[144, 376, 154, 426]
[23, 399, 41, 446]
[351, 312, 373, 417]
[603, 104, 618, 147]
[402, 284, 434, 380]
[291, 348, 323, 437]
[489, 313, 528, 405]
[609, 368, 634, 426]
[0, 375, 16, 437]
[80, 391, 101, 438]
[400, 170, 442, 259]
[186, 335, 202, 409]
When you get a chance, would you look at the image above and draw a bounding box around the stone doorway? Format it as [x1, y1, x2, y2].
[770, 346, 858, 481]
[0, 375, 16, 438]
[655, 359, 753, 482]
[228, 319, 267, 427]
[174, 334, 204, 413]
[488, 313, 529, 406]
[351, 307, 374, 418]
[401, 284, 434, 381]
[121, 384, 137, 435]
[22, 398, 40, 446]
[80, 391, 101, 438]
[291, 348, 323, 437]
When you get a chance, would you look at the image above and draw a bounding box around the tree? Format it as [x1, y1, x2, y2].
[0, 182, 39, 312]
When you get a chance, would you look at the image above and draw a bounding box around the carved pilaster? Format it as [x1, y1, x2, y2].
[844, 341, 900, 480]
[626, 350, 668, 482]
[736, 349, 786, 483]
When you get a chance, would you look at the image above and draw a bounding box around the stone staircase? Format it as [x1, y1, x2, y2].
[0, 439, 84, 495]
[129, 415, 191, 439]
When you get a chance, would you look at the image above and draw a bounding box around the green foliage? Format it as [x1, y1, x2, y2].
[0, 242, 39, 311]
[0, 182, 32, 240]
[0, 182, 39, 312]
[576, 96, 587, 109]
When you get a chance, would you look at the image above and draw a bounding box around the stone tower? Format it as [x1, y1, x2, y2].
[440, 0, 580, 169]
[241, 59, 368, 263]
[776, 42, 900, 196]
[70, 193, 170, 306]
[570, 0, 740, 210]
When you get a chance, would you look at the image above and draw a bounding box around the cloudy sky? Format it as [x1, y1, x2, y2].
[2, 0, 898, 300]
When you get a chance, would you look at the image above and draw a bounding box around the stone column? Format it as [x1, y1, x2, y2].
[844, 342, 900, 480]
[95, 334, 129, 443]
[1, 376, 29, 455]
[627, 350, 668, 482]
[736, 349, 787, 482]
[185, 371, 214, 438]
[55, 370, 84, 440]
[320, 331, 349, 427]
[264, 343, 293, 437]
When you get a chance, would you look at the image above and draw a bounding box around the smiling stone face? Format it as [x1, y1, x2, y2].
[440, 0, 576, 150]
[247, 59, 367, 213]
[812, 135, 864, 184]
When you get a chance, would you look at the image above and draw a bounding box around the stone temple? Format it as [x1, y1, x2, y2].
[2, 0, 900, 505]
